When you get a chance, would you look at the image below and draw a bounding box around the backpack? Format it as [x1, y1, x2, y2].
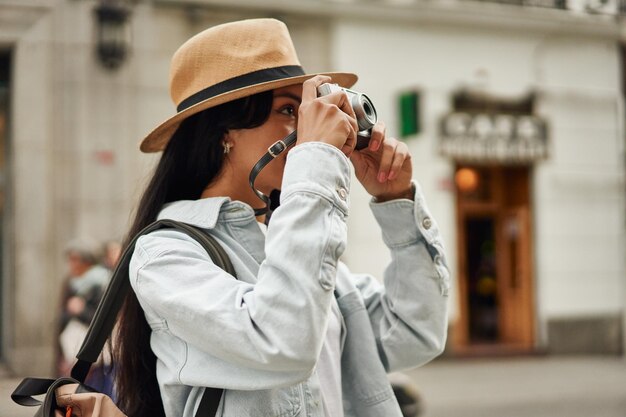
[11, 220, 233, 417]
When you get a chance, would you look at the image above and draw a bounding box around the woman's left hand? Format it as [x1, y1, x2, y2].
[350, 121, 414, 202]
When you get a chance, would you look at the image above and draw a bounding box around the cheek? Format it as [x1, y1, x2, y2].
[266, 116, 296, 140]
[259, 155, 287, 188]
[236, 119, 293, 170]
[232, 129, 269, 166]
[282, 121, 297, 138]
[266, 156, 286, 175]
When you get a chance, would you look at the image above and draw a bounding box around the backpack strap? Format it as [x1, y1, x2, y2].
[71, 219, 234, 416]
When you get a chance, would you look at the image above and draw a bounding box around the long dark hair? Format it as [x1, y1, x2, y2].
[114, 91, 273, 417]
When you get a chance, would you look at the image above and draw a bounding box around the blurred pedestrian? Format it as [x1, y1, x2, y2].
[102, 239, 122, 271]
[56, 237, 114, 396]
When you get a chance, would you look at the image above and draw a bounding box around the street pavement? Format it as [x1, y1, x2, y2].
[406, 356, 626, 417]
[1, 356, 625, 416]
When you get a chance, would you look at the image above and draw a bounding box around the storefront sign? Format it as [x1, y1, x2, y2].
[439, 112, 548, 164]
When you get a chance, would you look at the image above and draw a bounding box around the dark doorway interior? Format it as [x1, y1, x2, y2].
[465, 217, 498, 343]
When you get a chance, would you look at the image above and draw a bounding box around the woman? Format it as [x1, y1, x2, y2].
[115, 18, 449, 417]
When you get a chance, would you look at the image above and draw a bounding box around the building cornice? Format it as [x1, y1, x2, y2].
[0, 1, 52, 46]
[155, 0, 622, 38]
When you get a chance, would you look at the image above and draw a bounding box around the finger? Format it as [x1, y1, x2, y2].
[341, 117, 358, 157]
[326, 92, 359, 147]
[349, 149, 367, 178]
[302, 75, 333, 103]
[318, 91, 358, 153]
[346, 114, 358, 145]
[388, 141, 410, 180]
[377, 138, 398, 183]
[336, 91, 357, 120]
[319, 91, 357, 120]
[368, 121, 386, 152]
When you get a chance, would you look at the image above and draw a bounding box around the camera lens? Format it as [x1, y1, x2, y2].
[352, 94, 377, 131]
[363, 100, 374, 119]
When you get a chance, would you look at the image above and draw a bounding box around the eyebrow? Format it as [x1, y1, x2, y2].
[274, 92, 302, 103]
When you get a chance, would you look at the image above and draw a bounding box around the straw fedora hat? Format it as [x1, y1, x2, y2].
[140, 18, 358, 153]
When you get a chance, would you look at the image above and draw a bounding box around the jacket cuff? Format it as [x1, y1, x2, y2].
[281, 142, 352, 215]
[369, 181, 440, 248]
[369, 182, 421, 248]
[370, 181, 450, 295]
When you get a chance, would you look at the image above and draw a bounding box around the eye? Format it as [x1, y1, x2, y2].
[278, 105, 296, 117]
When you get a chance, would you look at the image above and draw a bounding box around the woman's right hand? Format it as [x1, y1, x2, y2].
[296, 75, 358, 156]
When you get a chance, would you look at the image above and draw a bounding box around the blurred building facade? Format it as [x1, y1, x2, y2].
[0, 0, 623, 375]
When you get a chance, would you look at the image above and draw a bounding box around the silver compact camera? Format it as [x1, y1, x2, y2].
[317, 83, 377, 150]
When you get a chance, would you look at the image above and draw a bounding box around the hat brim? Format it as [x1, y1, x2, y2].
[140, 72, 358, 153]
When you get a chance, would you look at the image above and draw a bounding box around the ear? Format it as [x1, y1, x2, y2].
[224, 128, 243, 144]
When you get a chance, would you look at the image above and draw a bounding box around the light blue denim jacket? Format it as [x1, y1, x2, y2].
[129, 142, 449, 417]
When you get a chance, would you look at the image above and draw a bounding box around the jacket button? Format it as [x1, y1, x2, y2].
[422, 217, 432, 230]
[337, 187, 348, 201]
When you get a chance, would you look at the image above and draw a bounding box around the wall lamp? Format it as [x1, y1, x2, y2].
[94, 0, 132, 70]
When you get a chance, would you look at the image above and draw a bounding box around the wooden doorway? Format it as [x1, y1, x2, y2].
[453, 165, 535, 354]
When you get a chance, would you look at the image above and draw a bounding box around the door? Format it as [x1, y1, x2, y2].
[454, 165, 535, 353]
[497, 207, 534, 347]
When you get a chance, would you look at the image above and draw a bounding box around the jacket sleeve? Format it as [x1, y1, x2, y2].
[129, 142, 351, 390]
[349, 181, 449, 373]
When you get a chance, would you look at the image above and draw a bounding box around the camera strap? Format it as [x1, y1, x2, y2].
[248, 130, 298, 216]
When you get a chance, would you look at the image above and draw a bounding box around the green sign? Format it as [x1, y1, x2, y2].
[399, 91, 420, 138]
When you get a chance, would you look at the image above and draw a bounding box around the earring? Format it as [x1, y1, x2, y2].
[222, 141, 232, 154]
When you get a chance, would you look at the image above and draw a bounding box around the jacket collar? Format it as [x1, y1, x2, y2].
[157, 197, 257, 229]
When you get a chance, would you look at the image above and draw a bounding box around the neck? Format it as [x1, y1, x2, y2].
[201, 166, 267, 223]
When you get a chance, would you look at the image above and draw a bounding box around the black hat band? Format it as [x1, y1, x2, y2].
[177, 65, 305, 112]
